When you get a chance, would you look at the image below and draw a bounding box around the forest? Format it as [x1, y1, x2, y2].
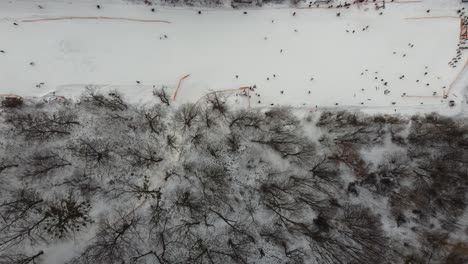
[0, 86, 467, 264]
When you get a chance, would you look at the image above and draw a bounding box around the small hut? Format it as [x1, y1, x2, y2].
[1, 95, 23, 107]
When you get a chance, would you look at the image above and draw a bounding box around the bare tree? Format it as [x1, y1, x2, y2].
[42, 194, 92, 238]
[68, 138, 113, 169]
[408, 113, 468, 147]
[22, 149, 71, 180]
[228, 109, 264, 129]
[120, 142, 163, 168]
[69, 211, 144, 264]
[307, 205, 390, 264]
[140, 105, 166, 134]
[0, 157, 18, 175]
[5, 110, 79, 140]
[226, 132, 241, 152]
[201, 107, 217, 129]
[248, 108, 317, 164]
[166, 134, 178, 150]
[206, 92, 228, 116]
[106, 174, 161, 201]
[153, 86, 171, 106]
[0, 188, 46, 251]
[360, 151, 411, 195]
[53, 170, 101, 198]
[317, 111, 395, 147]
[329, 142, 369, 178]
[175, 103, 200, 131]
[0, 250, 44, 264]
[0, 189, 92, 250]
[82, 87, 127, 111]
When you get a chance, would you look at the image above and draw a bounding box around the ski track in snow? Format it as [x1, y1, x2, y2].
[0, 0, 467, 115]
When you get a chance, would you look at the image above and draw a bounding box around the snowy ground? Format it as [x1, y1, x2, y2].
[0, 0, 467, 115]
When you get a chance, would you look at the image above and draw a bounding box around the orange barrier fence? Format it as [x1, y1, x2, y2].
[194, 86, 251, 107]
[405, 15, 467, 97]
[21, 16, 171, 23]
[172, 74, 190, 101]
[213, 86, 250, 93]
[404, 95, 443, 99]
[445, 59, 468, 97]
[461, 23, 468, 40]
[406, 16, 466, 41]
[0, 93, 22, 97]
[406, 16, 460, 20]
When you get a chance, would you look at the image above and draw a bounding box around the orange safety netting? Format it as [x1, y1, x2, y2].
[172, 74, 191, 101]
[21, 16, 171, 23]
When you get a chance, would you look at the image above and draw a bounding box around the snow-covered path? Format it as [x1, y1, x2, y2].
[0, 0, 467, 114]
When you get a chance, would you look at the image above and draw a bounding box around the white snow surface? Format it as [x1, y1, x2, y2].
[0, 0, 467, 115]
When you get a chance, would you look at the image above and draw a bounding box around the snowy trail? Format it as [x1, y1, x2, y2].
[0, 0, 467, 115]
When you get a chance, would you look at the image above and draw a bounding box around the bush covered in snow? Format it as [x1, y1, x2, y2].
[0, 91, 467, 264]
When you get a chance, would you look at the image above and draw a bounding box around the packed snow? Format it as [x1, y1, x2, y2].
[0, 0, 467, 114]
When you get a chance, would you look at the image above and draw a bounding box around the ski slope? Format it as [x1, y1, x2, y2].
[0, 0, 467, 114]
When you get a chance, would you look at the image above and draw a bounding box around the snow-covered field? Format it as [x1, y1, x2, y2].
[1, 2, 468, 264]
[0, 0, 467, 114]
